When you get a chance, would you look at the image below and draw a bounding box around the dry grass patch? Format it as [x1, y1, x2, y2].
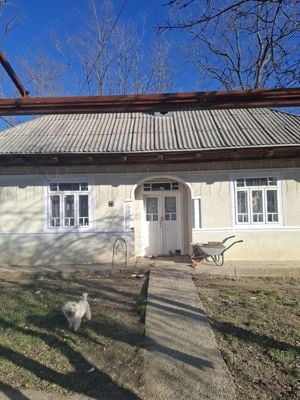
[193, 275, 299, 400]
[0, 270, 147, 399]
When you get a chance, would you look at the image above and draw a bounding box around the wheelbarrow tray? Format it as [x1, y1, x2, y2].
[196, 243, 225, 257]
[191, 236, 243, 266]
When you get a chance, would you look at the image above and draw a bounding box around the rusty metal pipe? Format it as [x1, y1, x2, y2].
[0, 87, 299, 116]
[0, 50, 29, 98]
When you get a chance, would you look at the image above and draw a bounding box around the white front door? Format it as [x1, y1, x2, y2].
[144, 193, 181, 256]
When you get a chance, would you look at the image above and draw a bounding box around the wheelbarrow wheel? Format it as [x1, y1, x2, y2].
[211, 254, 224, 266]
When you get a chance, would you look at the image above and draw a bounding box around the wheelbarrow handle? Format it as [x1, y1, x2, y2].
[220, 235, 236, 245]
[224, 240, 243, 252]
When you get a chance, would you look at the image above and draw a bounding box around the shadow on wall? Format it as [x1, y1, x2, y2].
[0, 191, 134, 266]
[0, 170, 235, 266]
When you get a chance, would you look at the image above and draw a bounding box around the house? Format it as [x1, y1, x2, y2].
[0, 107, 299, 266]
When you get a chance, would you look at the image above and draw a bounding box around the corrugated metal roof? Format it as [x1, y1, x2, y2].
[0, 108, 299, 155]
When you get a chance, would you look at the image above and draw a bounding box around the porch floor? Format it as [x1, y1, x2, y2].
[0, 258, 299, 278]
[136, 257, 300, 278]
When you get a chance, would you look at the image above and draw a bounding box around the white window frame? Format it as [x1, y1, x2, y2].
[143, 181, 179, 191]
[232, 175, 282, 227]
[46, 181, 93, 232]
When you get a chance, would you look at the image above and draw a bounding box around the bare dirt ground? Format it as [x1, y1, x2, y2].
[0, 270, 147, 399]
[193, 275, 300, 400]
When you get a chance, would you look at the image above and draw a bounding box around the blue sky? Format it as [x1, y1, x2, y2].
[2, 0, 197, 96]
[5, 0, 166, 44]
[0, 0, 201, 128]
[0, 0, 298, 122]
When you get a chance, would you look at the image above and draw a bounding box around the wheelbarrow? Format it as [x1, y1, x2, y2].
[191, 235, 243, 266]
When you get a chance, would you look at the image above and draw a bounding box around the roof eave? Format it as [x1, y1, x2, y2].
[0, 145, 299, 167]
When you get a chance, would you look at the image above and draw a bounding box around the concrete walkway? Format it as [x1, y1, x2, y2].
[144, 265, 236, 400]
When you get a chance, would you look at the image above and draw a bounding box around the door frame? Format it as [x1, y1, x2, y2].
[142, 187, 183, 256]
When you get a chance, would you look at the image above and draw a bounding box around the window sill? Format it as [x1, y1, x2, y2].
[44, 226, 94, 233]
[192, 224, 284, 232]
[233, 223, 283, 229]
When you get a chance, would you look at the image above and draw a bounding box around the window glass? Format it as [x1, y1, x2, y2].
[267, 190, 279, 222]
[151, 182, 171, 191]
[236, 179, 245, 187]
[79, 195, 89, 226]
[237, 191, 248, 223]
[164, 196, 176, 221]
[50, 195, 60, 227]
[252, 190, 264, 222]
[59, 183, 80, 191]
[246, 178, 268, 186]
[64, 195, 75, 226]
[268, 178, 277, 186]
[146, 197, 158, 221]
[143, 182, 179, 191]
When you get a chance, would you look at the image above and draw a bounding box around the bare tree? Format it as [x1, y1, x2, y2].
[103, 20, 146, 94]
[106, 25, 176, 94]
[0, 0, 23, 93]
[160, 0, 300, 89]
[147, 36, 177, 93]
[62, 0, 131, 96]
[0, 0, 21, 44]
[54, 0, 176, 95]
[2, 0, 177, 99]
[18, 48, 65, 97]
[0, 1, 24, 127]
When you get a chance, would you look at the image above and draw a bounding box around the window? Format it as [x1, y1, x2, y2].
[164, 196, 177, 221]
[146, 197, 158, 221]
[144, 181, 179, 191]
[48, 182, 90, 229]
[234, 177, 280, 225]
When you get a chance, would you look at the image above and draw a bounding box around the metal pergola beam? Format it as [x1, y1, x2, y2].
[0, 87, 299, 116]
[0, 50, 29, 98]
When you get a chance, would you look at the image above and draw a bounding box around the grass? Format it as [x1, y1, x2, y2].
[0, 271, 145, 399]
[194, 276, 300, 400]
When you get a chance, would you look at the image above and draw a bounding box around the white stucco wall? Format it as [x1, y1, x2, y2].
[189, 168, 300, 261]
[0, 173, 136, 265]
[0, 161, 299, 265]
